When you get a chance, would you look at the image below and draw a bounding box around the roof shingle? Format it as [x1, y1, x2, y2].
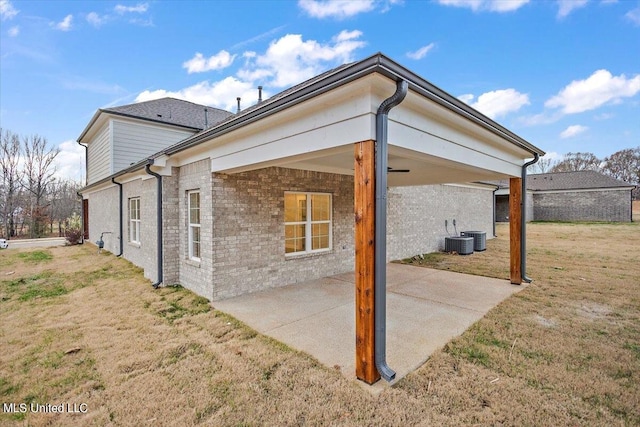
[104, 97, 233, 130]
[527, 170, 635, 191]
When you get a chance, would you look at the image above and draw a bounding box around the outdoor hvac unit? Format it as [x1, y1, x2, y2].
[445, 236, 474, 255]
[461, 231, 487, 252]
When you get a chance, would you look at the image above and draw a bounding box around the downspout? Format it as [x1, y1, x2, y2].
[111, 177, 123, 257]
[375, 79, 408, 382]
[76, 141, 88, 187]
[144, 161, 163, 289]
[76, 191, 84, 244]
[521, 154, 539, 283]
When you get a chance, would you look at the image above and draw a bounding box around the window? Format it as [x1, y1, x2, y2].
[284, 192, 331, 255]
[188, 191, 201, 260]
[129, 198, 140, 244]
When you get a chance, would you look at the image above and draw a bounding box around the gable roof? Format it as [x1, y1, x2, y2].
[528, 170, 635, 191]
[78, 98, 233, 142]
[158, 54, 545, 158]
[103, 97, 233, 130]
[80, 52, 546, 192]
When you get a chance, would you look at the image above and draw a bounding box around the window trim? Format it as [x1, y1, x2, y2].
[129, 197, 141, 244]
[284, 191, 332, 256]
[187, 190, 201, 261]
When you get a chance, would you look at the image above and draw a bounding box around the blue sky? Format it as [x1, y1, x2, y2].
[1, 0, 639, 181]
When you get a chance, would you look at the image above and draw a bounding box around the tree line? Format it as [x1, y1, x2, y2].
[532, 148, 640, 199]
[1, 128, 83, 239]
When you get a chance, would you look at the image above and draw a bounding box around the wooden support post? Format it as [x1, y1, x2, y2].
[354, 140, 380, 384]
[510, 177, 522, 285]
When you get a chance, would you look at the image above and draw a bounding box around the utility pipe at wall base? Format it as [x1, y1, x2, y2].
[144, 162, 163, 289]
[375, 79, 408, 382]
[111, 177, 123, 257]
[521, 154, 539, 283]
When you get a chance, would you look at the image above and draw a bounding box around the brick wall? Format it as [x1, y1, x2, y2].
[388, 184, 494, 260]
[177, 160, 214, 299]
[163, 167, 180, 286]
[85, 164, 498, 300]
[210, 167, 354, 300]
[121, 177, 158, 282]
[533, 189, 632, 222]
[86, 186, 119, 254]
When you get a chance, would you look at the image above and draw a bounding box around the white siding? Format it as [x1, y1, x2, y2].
[87, 122, 111, 184]
[112, 120, 195, 173]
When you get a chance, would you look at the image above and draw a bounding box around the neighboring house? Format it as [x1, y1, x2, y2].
[78, 53, 544, 302]
[494, 170, 636, 223]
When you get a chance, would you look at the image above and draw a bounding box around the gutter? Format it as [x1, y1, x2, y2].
[521, 154, 539, 283]
[144, 160, 163, 289]
[375, 79, 408, 382]
[111, 177, 123, 257]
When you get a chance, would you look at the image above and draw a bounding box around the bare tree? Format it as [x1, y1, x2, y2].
[0, 128, 23, 238]
[602, 147, 640, 200]
[601, 147, 640, 183]
[49, 178, 82, 235]
[534, 156, 555, 174]
[549, 152, 601, 173]
[22, 135, 59, 238]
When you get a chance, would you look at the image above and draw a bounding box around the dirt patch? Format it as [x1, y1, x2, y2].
[1, 223, 639, 426]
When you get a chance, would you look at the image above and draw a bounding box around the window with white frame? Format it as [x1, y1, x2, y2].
[188, 191, 201, 260]
[284, 192, 331, 255]
[129, 198, 140, 244]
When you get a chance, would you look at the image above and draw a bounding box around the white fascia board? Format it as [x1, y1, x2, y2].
[205, 80, 377, 173]
[389, 95, 527, 177]
[80, 180, 117, 195]
[388, 122, 523, 178]
[210, 113, 372, 173]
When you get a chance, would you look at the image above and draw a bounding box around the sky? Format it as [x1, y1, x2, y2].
[1, 0, 639, 182]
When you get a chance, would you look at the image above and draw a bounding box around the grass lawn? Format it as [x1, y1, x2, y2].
[1, 222, 639, 426]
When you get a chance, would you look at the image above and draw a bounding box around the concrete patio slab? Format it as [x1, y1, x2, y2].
[213, 264, 524, 387]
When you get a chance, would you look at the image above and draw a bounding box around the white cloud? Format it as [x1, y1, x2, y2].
[545, 69, 640, 114]
[406, 43, 436, 60]
[115, 2, 148, 14]
[298, 0, 376, 18]
[560, 124, 588, 138]
[626, 7, 640, 25]
[136, 30, 365, 111]
[0, 0, 18, 20]
[54, 140, 86, 182]
[557, 0, 588, 19]
[136, 77, 257, 112]
[183, 50, 236, 74]
[7, 25, 18, 37]
[437, 0, 529, 12]
[239, 30, 366, 88]
[53, 14, 73, 31]
[460, 88, 530, 119]
[594, 112, 614, 120]
[86, 12, 105, 28]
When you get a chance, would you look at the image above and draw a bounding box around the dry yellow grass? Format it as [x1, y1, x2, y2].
[1, 221, 639, 426]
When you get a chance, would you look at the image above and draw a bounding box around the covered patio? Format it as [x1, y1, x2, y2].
[168, 53, 544, 384]
[214, 263, 525, 387]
